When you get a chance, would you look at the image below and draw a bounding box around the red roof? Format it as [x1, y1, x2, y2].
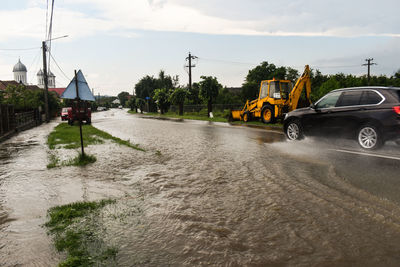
[49, 88, 66, 96]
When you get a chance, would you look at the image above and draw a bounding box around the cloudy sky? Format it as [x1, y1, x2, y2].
[0, 0, 399, 96]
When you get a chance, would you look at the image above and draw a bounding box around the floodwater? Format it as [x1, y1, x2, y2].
[1, 109, 400, 266]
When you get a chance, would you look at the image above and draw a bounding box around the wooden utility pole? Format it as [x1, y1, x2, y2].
[75, 70, 85, 156]
[362, 58, 377, 85]
[42, 41, 50, 122]
[186, 52, 197, 90]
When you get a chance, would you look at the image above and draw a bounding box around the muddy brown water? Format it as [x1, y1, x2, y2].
[1, 109, 400, 266]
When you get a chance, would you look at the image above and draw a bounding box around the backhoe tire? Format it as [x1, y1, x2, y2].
[243, 112, 250, 122]
[261, 106, 274, 124]
[285, 119, 304, 141]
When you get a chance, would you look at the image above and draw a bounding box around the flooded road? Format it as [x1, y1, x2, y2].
[1, 108, 400, 266]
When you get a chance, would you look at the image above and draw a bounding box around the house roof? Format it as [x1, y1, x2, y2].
[0, 80, 42, 91]
[49, 87, 66, 96]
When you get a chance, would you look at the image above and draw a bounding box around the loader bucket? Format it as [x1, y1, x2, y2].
[231, 110, 242, 120]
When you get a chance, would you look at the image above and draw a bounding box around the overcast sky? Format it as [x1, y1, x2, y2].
[0, 0, 399, 96]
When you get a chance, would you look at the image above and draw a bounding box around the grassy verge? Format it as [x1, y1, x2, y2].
[45, 199, 117, 266]
[47, 123, 144, 168]
[128, 110, 282, 127]
[48, 123, 144, 151]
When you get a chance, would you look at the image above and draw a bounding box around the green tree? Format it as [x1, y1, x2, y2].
[241, 62, 291, 101]
[215, 87, 242, 105]
[199, 76, 222, 117]
[127, 95, 137, 112]
[186, 82, 202, 105]
[117, 91, 130, 107]
[170, 88, 187, 115]
[153, 88, 170, 114]
[136, 98, 146, 113]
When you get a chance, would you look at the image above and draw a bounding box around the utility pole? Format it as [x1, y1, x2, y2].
[42, 41, 50, 122]
[362, 58, 377, 85]
[185, 52, 197, 90]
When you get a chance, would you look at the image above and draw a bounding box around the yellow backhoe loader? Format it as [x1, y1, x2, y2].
[231, 65, 311, 123]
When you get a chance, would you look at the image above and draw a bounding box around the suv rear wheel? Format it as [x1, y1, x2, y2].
[357, 124, 382, 150]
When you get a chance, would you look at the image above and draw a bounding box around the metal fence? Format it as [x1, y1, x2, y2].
[169, 104, 243, 113]
[0, 105, 42, 140]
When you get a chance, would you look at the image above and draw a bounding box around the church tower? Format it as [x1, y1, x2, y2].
[37, 69, 56, 88]
[13, 59, 27, 85]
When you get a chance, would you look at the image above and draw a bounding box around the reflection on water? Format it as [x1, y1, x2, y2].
[1, 110, 400, 266]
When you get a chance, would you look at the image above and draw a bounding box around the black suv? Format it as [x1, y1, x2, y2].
[283, 87, 400, 150]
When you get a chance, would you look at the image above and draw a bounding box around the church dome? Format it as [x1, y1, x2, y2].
[13, 59, 27, 72]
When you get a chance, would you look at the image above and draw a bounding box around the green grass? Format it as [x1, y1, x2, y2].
[64, 153, 97, 167]
[45, 199, 117, 266]
[48, 123, 144, 151]
[229, 120, 283, 127]
[47, 154, 60, 169]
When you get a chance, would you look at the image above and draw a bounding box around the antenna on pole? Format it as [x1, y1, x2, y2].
[362, 58, 377, 85]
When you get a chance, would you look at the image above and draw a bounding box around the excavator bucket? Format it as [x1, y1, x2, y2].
[231, 110, 242, 120]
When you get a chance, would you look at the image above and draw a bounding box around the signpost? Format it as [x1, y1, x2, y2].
[61, 70, 95, 157]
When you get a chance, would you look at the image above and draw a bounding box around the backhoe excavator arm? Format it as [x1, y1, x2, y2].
[288, 65, 311, 112]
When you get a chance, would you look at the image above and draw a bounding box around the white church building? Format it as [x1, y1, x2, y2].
[12, 59, 56, 88]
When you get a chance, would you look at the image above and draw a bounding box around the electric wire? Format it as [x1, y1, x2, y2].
[198, 57, 257, 66]
[45, 0, 49, 40]
[28, 48, 43, 83]
[0, 47, 41, 51]
[46, 0, 55, 75]
[49, 51, 71, 82]
[198, 55, 363, 71]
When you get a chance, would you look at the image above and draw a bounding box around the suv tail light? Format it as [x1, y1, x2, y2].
[393, 106, 400, 114]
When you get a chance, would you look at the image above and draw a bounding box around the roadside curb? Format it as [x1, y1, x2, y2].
[133, 113, 284, 132]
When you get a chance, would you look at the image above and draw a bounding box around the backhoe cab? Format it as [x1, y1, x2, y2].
[231, 65, 311, 123]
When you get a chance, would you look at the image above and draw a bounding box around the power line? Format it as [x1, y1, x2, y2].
[45, 0, 49, 40]
[49, 51, 71, 82]
[198, 57, 257, 66]
[47, 0, 55, 73]
[0, 47, 41, 51]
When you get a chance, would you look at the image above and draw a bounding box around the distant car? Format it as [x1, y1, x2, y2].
[118, 105, 123, 109]
[283, 87, 400, 150]
[61, 107, 71, 121]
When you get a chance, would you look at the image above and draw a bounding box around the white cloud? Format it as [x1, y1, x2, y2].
[1, 0, 398, 42]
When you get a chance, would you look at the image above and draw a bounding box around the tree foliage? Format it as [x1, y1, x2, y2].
[127, 95, 137, 112]
[170, 88, 187, 115]
[117, 91, 130, 107]
[1, 84, 60, 114]
[153, 88, 170, 114]
[134, 70, 176, 112]
[241, 62, 300, 101]
[136, 98, 146, 113]
[199, 76, 222, 116]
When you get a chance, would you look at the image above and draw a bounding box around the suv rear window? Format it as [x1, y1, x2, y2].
[388, 89, 400, 102]
[360, 91, 383, 105]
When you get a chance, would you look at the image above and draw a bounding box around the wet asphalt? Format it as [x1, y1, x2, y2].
[1, 108, 400, 266]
